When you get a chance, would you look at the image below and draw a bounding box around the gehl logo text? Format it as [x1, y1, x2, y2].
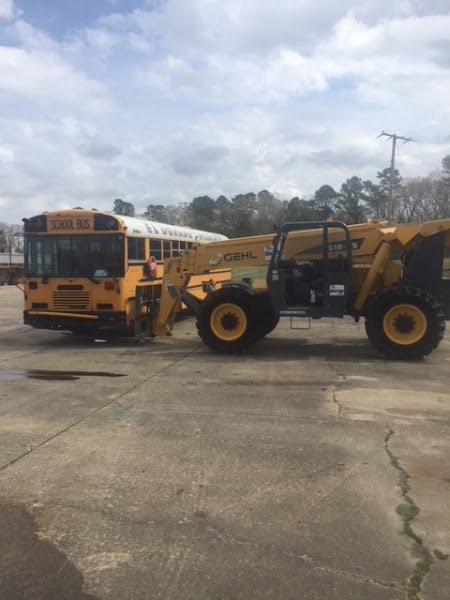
[208, 251, 259, 266]
[224, 251, 258, 262]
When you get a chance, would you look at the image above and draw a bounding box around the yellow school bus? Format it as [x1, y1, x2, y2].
[22, 208, 229, 334]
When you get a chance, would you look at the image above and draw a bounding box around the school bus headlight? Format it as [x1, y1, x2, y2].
[29, 281, 38, 289]
[104, 281, 115, 291]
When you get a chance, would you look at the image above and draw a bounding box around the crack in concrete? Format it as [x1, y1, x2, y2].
[271, 549, 401, 591]
[325, 359, 345, 420]
[304, 564, 401, 591]
[384, 424, 434, 600]
[331, 386, 343, 420]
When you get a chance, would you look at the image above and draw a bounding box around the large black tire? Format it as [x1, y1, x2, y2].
[364, 286, 445, 359]
[251, 293, 279, 341]
[196, 287, 259, 353]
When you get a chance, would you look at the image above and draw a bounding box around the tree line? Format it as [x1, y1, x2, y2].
[2, 154, 449, 248]
[113, 155, 450, 237]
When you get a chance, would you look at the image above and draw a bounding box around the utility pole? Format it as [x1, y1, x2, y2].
[378, 131, 415, 220]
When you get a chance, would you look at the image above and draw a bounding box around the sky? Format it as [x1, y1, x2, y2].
[0, 0, 449, 224]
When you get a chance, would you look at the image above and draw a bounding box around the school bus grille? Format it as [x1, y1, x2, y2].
[52, 291, 91, 310]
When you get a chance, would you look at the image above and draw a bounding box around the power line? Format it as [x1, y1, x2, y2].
[377, 131, 416, 219]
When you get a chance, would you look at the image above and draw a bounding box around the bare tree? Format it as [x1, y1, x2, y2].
[0, 222, 23, 252]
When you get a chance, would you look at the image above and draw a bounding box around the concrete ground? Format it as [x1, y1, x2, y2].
[0, 285, 449, 600]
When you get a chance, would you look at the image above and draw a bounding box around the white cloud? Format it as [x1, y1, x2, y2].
[0, 1, 449, 223]
[0, 46, 111, 112]
[322, 13, 450, 59]
[83, 27, 122, 52]
[0, 0, 14, 20]
[7, 18, 54, 48]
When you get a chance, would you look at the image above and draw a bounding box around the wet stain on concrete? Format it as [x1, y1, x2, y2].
[0, 369, 125, 382]
[0, 502, 99, 600]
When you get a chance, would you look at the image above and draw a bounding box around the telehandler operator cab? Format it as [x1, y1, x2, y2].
[267, 221, 353, 319]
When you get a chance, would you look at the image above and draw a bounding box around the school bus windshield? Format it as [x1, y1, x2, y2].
[25, 234, 125, 278]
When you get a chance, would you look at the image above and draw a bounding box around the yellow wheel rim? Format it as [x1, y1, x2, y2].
[210, 303, 247, 342]
[383, 303, 427, 345]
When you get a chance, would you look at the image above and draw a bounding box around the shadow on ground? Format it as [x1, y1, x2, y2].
[0, 503, 99, 600]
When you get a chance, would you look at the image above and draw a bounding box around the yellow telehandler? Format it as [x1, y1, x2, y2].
[141, 219, 450, 359]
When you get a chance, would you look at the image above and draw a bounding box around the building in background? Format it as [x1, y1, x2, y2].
[0, 253, 24, 285]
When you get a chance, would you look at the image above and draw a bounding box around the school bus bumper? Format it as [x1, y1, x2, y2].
[27, 311, 99, 320]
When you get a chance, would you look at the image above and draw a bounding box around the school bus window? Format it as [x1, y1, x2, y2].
[25, 234, 125, 278]
[150, 240, 162, 261]
[128, 237, 145, 261]
[25, 238, 53, 277]
[172, 241, 180, 257]
[163, 240, 171, 258]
